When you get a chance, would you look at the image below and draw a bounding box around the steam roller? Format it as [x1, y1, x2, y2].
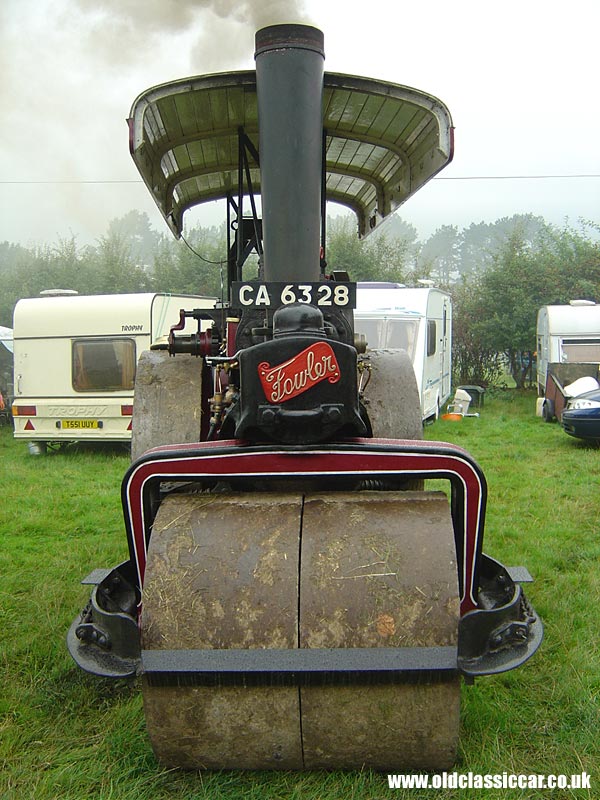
[68, 24, 542, 770]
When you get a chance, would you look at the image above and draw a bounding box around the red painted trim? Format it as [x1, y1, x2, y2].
[123, 439, 485, 615]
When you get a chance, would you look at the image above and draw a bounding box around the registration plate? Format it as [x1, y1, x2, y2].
[59, 419, 103, 429]
[232, 281, 356, 309]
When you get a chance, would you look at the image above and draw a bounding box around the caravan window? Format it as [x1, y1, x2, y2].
[354, 317, 418, 359]
[72, 338, 136, 392]
[355, 319, 383, 349]
[561, 338, 600, 363]
[426, 320, 437, 357]
[386, 319, 418, 359]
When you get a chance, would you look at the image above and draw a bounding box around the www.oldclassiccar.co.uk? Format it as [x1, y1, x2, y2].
[387, 771, 591, 790]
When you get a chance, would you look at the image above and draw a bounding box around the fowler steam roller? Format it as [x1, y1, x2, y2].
[68, 24, 542, 770]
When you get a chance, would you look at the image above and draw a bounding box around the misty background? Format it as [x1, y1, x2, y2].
[2, 0, 599, 397]
[1, 0, 599, 247]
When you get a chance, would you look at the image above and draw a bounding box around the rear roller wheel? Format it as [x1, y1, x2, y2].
[141, 489, 460, 770]
[131, 350, 204, 461]
[362, 348, 424, 489]
[363, 349, 423, 440]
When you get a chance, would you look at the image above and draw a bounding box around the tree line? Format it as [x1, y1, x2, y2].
[1, 209, 599, 389]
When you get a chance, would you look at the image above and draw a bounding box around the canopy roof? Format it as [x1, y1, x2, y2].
[0, 325, 13, 354]
[128, 70, 453, 239]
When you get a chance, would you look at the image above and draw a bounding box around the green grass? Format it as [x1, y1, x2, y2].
[1, 391, 599, 799]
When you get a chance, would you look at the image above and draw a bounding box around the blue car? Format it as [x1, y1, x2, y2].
[561, 388, 600, 443]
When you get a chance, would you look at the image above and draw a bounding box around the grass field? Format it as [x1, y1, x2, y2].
[1, 390, 598, 799]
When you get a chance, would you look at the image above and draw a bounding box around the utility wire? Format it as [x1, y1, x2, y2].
[180, 233, 226, 304]
[2, 174, 600, 184]
[181, 232, 227, 267]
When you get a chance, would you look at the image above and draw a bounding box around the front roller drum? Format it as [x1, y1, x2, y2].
[141, 490, 460, 770]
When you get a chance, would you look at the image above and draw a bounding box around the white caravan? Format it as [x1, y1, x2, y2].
[12, 292, 215, 452]
[354, 283, 452, 421]
[536, 301, 600, 395]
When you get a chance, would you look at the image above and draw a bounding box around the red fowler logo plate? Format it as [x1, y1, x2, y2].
[258, 342, 341, 403]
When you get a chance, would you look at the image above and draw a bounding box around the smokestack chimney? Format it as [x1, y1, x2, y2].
[254, 24, 325, 283]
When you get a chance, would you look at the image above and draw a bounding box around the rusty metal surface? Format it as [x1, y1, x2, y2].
[142, 683, 301, 769]
[301, 681, 460, 770]
[300, 492, 458, 649]
[362, 348, 424, 491]
[141, 492, 304, 769]
[131, 350, 203, 461]
[141, 489, 460, 769]
[300, 491, 460, 769]
[362, 349, 423, 440]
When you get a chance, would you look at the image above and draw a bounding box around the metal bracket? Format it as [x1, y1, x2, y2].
[81, 568, 112, 585]
[505, 566, 534, 583]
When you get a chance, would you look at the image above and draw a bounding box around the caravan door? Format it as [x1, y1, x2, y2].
[441, 295, 452, 403]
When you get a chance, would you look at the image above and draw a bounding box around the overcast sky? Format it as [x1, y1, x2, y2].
[1, 0, 598, 248]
